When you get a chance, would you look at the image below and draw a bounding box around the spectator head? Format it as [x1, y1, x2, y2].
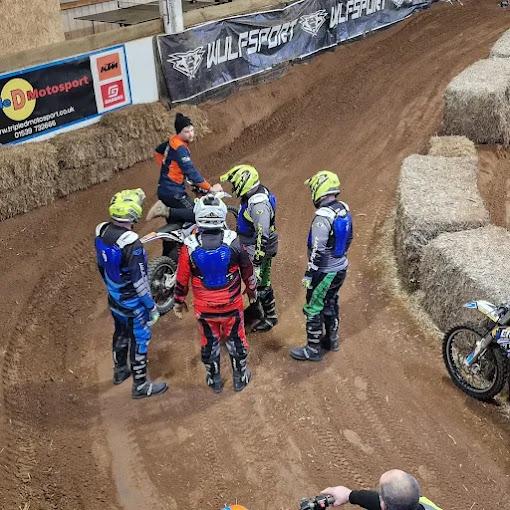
[378, 469, 420, 510]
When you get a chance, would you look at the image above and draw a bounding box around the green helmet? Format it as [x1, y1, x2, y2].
[220, 164, 260, 197]
[304, 170, 340, 203]
[108, 188, 146, 223]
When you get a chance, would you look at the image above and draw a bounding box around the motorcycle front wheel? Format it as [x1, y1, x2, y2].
[443, 324, 508, 401]
[148, 256, 177, 315]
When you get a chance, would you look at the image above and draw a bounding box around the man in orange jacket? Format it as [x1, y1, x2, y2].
[154, 113, 213, 254]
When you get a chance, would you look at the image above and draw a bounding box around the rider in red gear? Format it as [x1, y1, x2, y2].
[173, 195, 257, 392]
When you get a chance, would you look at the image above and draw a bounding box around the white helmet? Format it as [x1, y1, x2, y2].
[194, 194, 227, 229]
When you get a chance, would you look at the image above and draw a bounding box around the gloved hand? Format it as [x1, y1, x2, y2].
[497, 304, 509, 317]
[147, 306, 160, 327]
[245, 287, 258, 304]
[173, 301, 188, 319]
[211, 183, 223, 193]
[302, 274, 312, 289]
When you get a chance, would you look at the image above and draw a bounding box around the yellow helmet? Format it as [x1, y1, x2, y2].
[108, 188, 146, 223]
[304, 170, 340, 203]
[220, 164, 259, 197]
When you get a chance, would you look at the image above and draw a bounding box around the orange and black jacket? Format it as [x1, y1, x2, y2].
[154, 135, 211, 201]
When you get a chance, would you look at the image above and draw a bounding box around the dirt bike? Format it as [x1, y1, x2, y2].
[141, 187, 238, 315]
[222, 495, 334, 510]
[443, 300, 510, 401]
[299, 495, 335, 509]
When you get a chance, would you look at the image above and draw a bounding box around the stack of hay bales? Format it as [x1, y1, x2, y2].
[0, 142, 59, 221]
[0, 101, 214, 223]
[442, 59, 510, 145]
[490, 28, 510, 59]
[427, 135, 477, 158]
[51, 126, 118, 197]
[420, 225, 510, 330]
[395, 144, 489, 290]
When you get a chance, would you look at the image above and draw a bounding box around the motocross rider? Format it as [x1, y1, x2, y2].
[173, 194, 257, 393]
[220, 164, 278, 332]
[290, 170, 353, 362]
[95, 189, 168, 399]
[154, 112, 214, 252]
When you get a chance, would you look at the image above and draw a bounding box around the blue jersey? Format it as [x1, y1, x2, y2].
[95, 222, 155, 315]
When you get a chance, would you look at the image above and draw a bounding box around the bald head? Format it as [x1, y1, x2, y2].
[379, 470, 420, 510]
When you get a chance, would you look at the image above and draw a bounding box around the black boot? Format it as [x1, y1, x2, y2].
[260, 287, 278, 327]
[131, 352, 168, 399]
[289, 314, 323, 361]
[289, 341, 323, 361]
[322, 315, 340, 352]
[112, 335, 130, 385]
[204, 359, 223, 393]
[230, 355, 251, 392]
[251, 289, 275, 333]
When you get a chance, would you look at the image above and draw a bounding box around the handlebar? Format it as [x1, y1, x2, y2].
[299, 495, 335, 510]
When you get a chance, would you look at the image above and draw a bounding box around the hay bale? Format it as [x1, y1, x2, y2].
[490, 29, 510, 59]
[442, 59, 510, 145]
[420, 225, 510, 330]
[50, 125, 118, 196]
[0, 142, 58, 221]
[427, 135, 477, 159]
[395, 154, 489, 290]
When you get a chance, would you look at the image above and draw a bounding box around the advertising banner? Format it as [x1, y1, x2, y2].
[0, 45, 132, 144]
[159, 0, 431, 102]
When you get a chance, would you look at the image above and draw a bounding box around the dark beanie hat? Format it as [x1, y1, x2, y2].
[175, 112, 192, 133]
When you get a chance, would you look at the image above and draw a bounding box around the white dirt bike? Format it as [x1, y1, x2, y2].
[141, 188, 238, 315]
[443, 300, 510, 401]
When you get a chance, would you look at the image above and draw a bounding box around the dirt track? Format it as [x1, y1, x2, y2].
[1, 2, 510, 509]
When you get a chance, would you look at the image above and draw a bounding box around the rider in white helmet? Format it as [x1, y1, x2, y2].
[173, 194, 257, 392]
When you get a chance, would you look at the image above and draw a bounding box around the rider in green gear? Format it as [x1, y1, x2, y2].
[220, 164, 278, 332]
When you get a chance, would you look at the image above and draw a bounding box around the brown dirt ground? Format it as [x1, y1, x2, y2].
[1, 1, 510, 509]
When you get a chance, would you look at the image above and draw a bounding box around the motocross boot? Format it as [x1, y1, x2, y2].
[204, 359, 223, 393]
[322, 315, 340, 352]
[112, 334, 130, 385]
[131, 352, 168, 399]
[260, 287, 278, 327]
[289, 314, 323, 361]
[230, 354, 251, 392]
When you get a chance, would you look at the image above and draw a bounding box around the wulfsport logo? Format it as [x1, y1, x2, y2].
[0, 75, 90, 121]
[167, 47, 205, 79]
[299, 10, 328, 37]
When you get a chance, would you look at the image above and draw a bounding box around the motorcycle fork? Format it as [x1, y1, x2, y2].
[465, 330, 495, 367]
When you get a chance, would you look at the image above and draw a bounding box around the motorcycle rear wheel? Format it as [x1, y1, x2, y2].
[148, 256, 177, 315]
[443, 324, 508, 401]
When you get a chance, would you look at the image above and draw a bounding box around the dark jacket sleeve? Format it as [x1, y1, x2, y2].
[349, 490, 381, 510]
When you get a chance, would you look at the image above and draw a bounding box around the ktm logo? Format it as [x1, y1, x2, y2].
[100, 62, 118, 73]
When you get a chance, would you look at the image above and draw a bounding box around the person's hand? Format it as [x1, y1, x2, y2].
[245, 287, 258, 304]
[173, 301, 188, 319]
[147, 306, 160, 327]
[211, 183, 223, 193]
[320, 486, 352, 506]
[302, 275, 312, 289]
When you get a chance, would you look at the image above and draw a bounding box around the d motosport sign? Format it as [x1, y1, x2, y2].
[0, 45, 132, 144]
[158, 0, 432, 103]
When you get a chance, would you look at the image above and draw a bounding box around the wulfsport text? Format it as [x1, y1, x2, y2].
[330, 0, 385, 28]
[206, 0, 385, 68]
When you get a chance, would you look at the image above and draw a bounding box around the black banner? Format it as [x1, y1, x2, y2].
[0, 57, 96, 144]
[159, 0, 432, 102]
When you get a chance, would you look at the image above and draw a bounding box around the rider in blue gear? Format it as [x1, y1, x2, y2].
[290, 171, 353, 362]
[95, 189, 168, 399]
